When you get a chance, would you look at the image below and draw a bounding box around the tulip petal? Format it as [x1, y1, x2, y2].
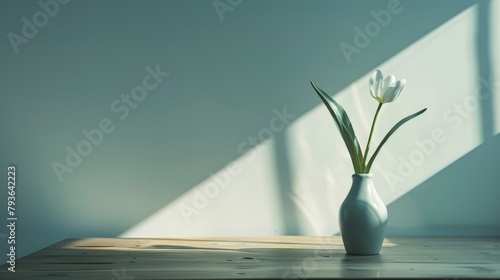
[392, 79, 406, 101]
[382, 85, 398, 103]
[383, 79, 406, 103]
[382, 75, 395, 92]
[369, 70, 383, 101]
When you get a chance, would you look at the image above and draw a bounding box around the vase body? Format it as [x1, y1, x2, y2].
[339, 174, 387, 255]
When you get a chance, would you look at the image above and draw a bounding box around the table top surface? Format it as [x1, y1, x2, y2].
[1, 236, 500, 279]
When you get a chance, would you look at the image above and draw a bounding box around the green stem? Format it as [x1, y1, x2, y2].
[363, 103, 383, 172]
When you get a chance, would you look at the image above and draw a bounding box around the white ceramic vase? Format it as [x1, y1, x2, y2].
[339, 174, 388, 255]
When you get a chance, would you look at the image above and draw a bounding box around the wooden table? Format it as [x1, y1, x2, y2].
[1, 236, 499, 279]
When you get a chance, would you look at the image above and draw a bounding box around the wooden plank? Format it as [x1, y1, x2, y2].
[1, 236, 499, 279]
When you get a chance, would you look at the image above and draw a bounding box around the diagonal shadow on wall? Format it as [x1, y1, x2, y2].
[272, 0, 497, 236]
[387, 0, 499, 236]
[477, 0, 495, 141]
[386, 133, 500, 236]
[0, 0, 485, 262]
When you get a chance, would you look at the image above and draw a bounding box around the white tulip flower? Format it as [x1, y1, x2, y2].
[310, 69, 426, 173]
[369, 69, 406, 104]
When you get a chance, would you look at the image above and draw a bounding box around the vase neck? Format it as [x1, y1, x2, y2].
[352, 174, 373, 184]
[349, 174, 375, 195]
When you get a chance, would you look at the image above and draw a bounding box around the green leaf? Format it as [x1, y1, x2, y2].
[310, 81, 364, 173]
[365, 108, 427, 172]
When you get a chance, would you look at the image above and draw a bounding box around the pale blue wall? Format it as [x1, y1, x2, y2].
[0, 0, 498, 263]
